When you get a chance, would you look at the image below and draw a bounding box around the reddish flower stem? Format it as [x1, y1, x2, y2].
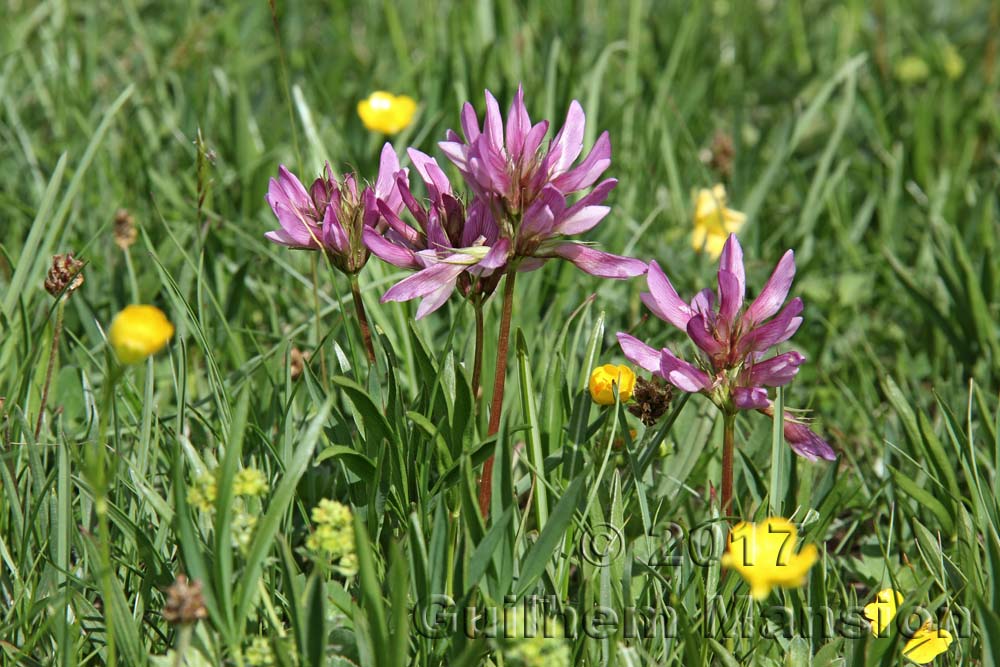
[721, 411, 736, 517]
[478, 271, 517, 518]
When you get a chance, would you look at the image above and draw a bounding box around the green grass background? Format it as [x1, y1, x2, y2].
[2, 0, 999, 665]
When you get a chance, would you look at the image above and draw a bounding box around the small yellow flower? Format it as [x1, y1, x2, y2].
[233, 468, 269, 497]
[691, 185, 746, 259]
[862, 589, 953, 663]
[357, 91, 417, 135]
[940, 43, 965, 80]
[588, 364, 636, 405]
[895, 55, 930, 84]
[108, 305, 174, 364]
[187, 472, 217, 513]
[307, 499, 355, 563]
[863, 588, 904, 637]
[720, 517, 818, 600]
[903, 621, 953, 664]
[231, 511, 257, 554]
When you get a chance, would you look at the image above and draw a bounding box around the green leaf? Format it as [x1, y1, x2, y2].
[515, 476, 585, 597]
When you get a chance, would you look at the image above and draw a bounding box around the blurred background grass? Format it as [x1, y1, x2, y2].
[2, 0, 1000, 665]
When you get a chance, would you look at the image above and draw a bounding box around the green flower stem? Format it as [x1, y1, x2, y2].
[479, 270, 517, 518]
[721, 411, 736, 517]
[35, 299, 64, 439]
[172, 624, 192, 667]
[311, 256, 329, 387]
[88, 357, 122, 667]
[350, 274, 376, 364]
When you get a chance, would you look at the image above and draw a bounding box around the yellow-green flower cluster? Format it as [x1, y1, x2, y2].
[233, 467, 269, 497]
[243, 636, 274, 667]
[232, 512, 258, 554]
[497, 610, 571, 667]
[187, 467, 268, 514]
[186, 472, 217, 512]
[306, 499, 355, 565]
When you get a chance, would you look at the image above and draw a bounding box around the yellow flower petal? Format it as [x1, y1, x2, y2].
[863, 588, 904, 637]
[903, 621, 953, 664]
[108, 305, 174, 364]
[691, 184, 745, 258]
[722, 517, 818, 600]
[588, 364, 636, 405]
[357, 91, 417, 135]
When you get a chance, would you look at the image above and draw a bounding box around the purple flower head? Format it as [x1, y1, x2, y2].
[365, 148, 508, 318]
[265, 143, 406, 274]
[438, 85, 646, 280]
[617, 233, 835, 461]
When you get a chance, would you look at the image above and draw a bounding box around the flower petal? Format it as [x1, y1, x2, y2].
[718, 233, 746, 308]
[659, 348, 713, 392]
[550, 243, 647, 278]
[504, 84, 532, 162]
[739, 298, 804, 356]
[551, 131, 611, 193]
[642, 260, 695, 330]
[783, 420, 836, 461]
[381, 261, 466, 303]
[745, 250, 796, 324]
[407, 148, 452, 199]
[482, 89, 504, 155]
[717, 269, 743, 332]
[362, 227, 420, 269]
[320, 205, 349, 254]
[520, 186, 564, 240]
[415, 281, 456, 319]
[734, 386, 770, 410]
[374, 143, 404, 212]
[747, 351, 805, 387]
[686, 314, 725, 358]
[616, 332, 661, 373]
[265, 228, 312, 249]
[459, 101, 481, 143]
[474, 237, 511, 273]
[554, 178, 617, 235]
[547, 100, 586, 176]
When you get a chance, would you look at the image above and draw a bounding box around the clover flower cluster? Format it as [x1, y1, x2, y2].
[265, 85, 645, 318]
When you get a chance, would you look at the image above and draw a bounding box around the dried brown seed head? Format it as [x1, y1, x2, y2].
[44, 253, 85, 298]
[162, 574, 207, 625]
[290, 347, 310, 380]
[114, 209, 137, 250]
[627, 377, 673, 427]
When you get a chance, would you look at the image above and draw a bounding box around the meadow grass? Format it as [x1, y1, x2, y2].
[1, 0, 999, 665]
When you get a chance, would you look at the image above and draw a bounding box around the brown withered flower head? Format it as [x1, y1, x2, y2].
[698, 129, 735, 179]
[162, 574, 207, 625]
[44, 253, 85, 298]
[114, 208, 137, 249]
[627, 376, 673, 427]
[289, 347, 310, 380]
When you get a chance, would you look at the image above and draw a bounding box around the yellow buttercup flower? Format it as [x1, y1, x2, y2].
[863, 588, 904, 637]
[903, 621, 953, 664]
[357, 91, 417, 135]
[108, 304, 174, 364]
[589, 364, 636, 405]
[862, 588, 953, 663]
[720, 517, 818, 600]
[691, 184, 746, 259]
